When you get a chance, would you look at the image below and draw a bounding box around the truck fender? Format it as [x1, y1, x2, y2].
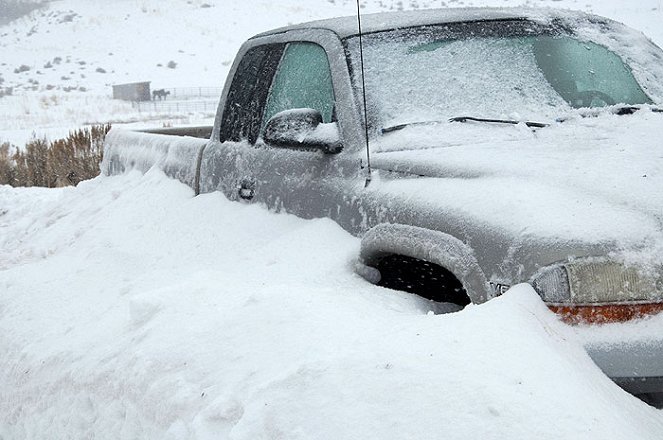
[358, 223, 491, 304]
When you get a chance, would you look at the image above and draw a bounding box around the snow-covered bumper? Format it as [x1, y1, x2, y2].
[532, 260, 663, 394]
[586, 340, 663, 395]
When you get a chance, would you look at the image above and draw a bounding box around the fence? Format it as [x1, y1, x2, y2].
[169, 87, 223, 99]
[131, 99, 219, 114]
[151, 87, 223, 100]
[133, 86, 222, 114]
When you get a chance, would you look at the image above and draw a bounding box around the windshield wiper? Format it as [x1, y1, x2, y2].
[381, 116, 549, 134]
[448, 116, 549, 128]
[610, 105, 662, 115]
[381, 107, 660, 134]
[381, 120, 444, 133]
[555, 105, 663, 122]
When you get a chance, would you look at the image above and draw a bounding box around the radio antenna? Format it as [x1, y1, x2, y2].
[356, 0, 372, 187]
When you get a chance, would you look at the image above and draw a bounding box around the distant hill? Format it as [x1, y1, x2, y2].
[0, 0, 661, 147]
[0, 0, 43, 25]
[0, 0, 660, 95]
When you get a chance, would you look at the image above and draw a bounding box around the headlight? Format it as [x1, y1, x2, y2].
[531, 260, 662, 304]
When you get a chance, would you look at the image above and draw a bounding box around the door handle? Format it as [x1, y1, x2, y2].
[238, 178, 255, 200]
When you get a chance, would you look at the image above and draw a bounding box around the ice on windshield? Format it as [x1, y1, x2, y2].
[351, 34, 570, 129]
[534, 36, 652, 108]
[571, 16, 663, 104]
[345, 19, 661, 133]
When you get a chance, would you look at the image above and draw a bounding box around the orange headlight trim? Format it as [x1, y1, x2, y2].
[548, 302, 663, 325]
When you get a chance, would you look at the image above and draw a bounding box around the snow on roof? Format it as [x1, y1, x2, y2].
[251, 7, 594, 40]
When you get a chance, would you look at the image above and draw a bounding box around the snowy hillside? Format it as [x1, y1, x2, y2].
[0, 0, 662, 144]
[2, 170, 663, 438]
[1, 0, 660, 94]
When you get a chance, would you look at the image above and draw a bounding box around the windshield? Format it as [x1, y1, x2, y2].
[345, 19, 662, 131]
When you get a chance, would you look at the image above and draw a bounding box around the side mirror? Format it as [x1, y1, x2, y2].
[263, 108, 342, 154]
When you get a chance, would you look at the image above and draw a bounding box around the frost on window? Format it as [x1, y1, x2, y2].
[262, 42, 335, 128]
[533, 36, 651, 109]
[570, 16, 663, 104]
[351, 35, 567, 128]
[344, 18, 662, 134]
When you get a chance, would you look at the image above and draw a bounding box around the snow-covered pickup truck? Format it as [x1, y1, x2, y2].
[103, 8, 663, 401]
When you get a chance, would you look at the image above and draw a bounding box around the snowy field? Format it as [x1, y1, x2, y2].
[2, 0, 663, 438]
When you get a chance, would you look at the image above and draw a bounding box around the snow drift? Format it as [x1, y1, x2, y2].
[1, 171, 662, 439]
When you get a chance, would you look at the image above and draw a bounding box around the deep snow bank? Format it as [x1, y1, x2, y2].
[1, 171, 662, 439]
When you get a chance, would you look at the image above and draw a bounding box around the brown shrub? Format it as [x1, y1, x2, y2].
[0, 142, 17, 185]
[0, 123, 111, 188]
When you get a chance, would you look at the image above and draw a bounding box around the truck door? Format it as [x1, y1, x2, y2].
[250, 41, 340, 217]
[201, 37, 360, 221]
[199, 43, 285, 201]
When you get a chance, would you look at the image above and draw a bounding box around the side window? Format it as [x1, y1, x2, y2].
[220, 44, 285, 144]
[262, 42, 335, 129]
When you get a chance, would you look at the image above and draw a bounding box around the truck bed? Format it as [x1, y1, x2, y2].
[101, 127, 210, 192]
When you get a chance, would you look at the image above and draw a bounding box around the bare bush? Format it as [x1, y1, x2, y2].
[20, 136, 49, 186]
[0, 124, 111, 188]
[13, 64, 30, 74]
[0, 142, 16, 185]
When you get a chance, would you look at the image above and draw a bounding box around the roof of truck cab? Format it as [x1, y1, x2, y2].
[250, 7, 590, 40]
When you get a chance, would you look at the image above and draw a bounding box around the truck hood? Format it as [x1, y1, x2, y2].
[370, 111, 663, 255]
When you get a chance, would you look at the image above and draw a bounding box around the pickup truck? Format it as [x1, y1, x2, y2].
[103, 7, 663, 403]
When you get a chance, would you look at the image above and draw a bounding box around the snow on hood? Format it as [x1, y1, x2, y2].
[371, 110, 663, 251]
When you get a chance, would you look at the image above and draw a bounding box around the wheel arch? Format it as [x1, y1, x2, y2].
[358, 223, 491, 304]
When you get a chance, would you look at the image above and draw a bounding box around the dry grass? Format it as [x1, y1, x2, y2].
[0, 124, 111, 187]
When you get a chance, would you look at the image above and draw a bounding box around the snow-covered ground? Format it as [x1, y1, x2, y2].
[1, 170, 663, 439]
[2, 0, 663, 438]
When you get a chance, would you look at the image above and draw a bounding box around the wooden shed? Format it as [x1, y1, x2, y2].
[112, 81, 151, 102]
